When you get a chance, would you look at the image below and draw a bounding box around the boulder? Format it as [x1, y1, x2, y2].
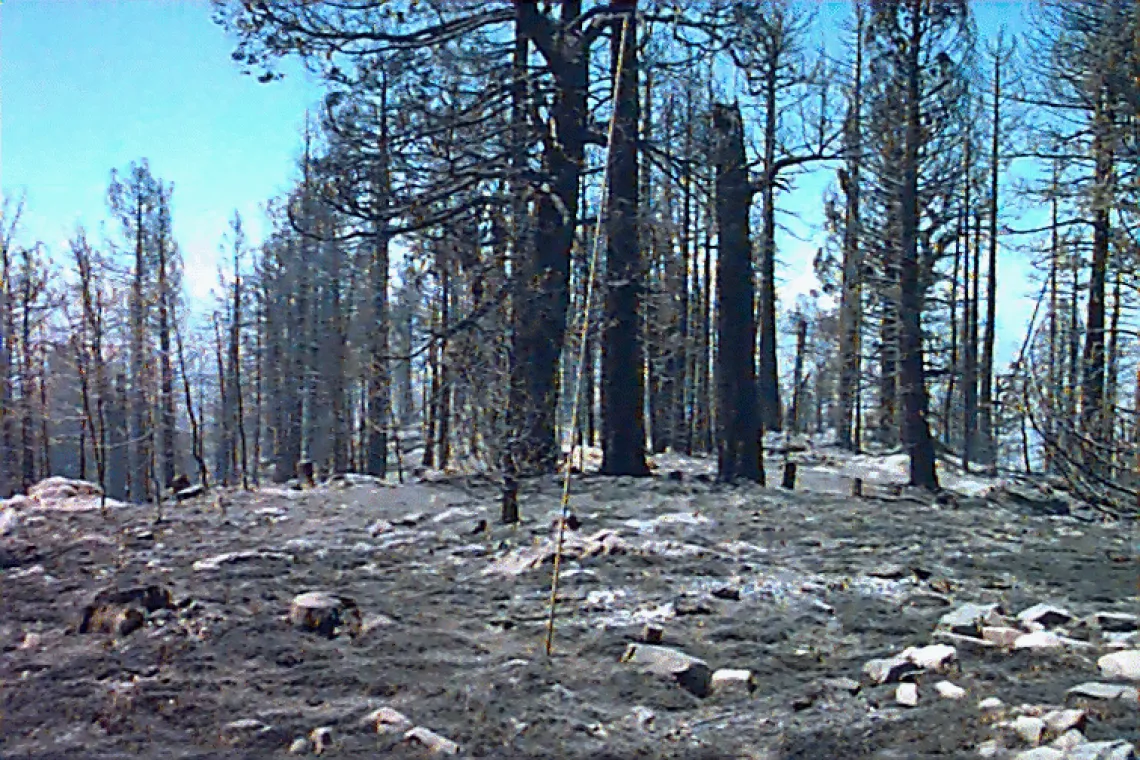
[403, 726, 460, 755]
[863, 654, 922, 685]
[939, 603, 1002, 636]
[289, 592, 362, 639]
[621, 643, 713, 698]
[895, 683, 918, 707]
[1017, 604, 1075, 629]
[1098, 650, 1140, 681]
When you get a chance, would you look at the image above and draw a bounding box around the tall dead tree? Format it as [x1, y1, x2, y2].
[712, 103, 763, 483]
[601, 2, 650, 477]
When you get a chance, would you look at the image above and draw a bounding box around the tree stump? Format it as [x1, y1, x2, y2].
[289, 592, 361, 639]
[296, 461, 315, 489]
[781, 462, 797, 489]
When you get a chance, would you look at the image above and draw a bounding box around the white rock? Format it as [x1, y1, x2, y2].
[1013, 748, 1064, 760]
[904, 643, 957, 671]
[622, 643, 712, 697]
[1098, 650, 1140, 681]
[935, 680, 966, 700]
[309, 726, 333, 755]
[1067, 682, 1140, 701]
[863, 654, 921, 684]
[979, 696, 1005, 711]
[362, 707, 413, 734]
[982, 626, 1024, 648]
[1017, 604, 1074, 628]
[711, 668, 755, 695]
[288, 737, 311, 754]
[939, 603, 1001, 635]
[403, 726, 460, 755]
[1051, 729, 1086, 751]
[1014, 715, 1046, 746]
[1067, 741, 1137, 760]
[896, 683, 918, 707]
[1014, 631, 1065, 650]
[1042, 708, 1085, 734]
[976, 739, 1002, 758]
[1088, 612, 1140, 633]
[0, 508, 16, 536]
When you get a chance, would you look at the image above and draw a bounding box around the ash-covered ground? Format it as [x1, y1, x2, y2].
[1, 447, 1137, 759]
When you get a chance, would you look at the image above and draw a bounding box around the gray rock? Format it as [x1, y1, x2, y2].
[895, 683, 918, 707]
[1067, 682, 1140, 701]
[1098, 650, 1140, 681]
[710, 668, 755, 696]
[934, 680, 966, 700]
[622, 643, 713, 697]
[1042, 708, 1085, 734]
[1067, 742, 1137, 760]
[1017, 604, 1074, 629]
[1013, 748, 1064, 760]
[982, 626, 1024, 648]
[289, 592, 362, 639]
[309, 726, 333, 755]
[403, 726, 460, 755]
[1089, 612, 1140, 633]
[1051, 729, 1086, 752]
[362, 706, 412, 734]
[939, 603, 1001, 636]
[903, 644, 956, 671]
[863, 654, 922, 685]
[1014, 715, 1046, 746]
[288, 736, 311, 754]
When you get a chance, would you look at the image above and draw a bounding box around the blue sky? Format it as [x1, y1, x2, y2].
[3, 0, 1040, 368]
[2, 0, 322, 301]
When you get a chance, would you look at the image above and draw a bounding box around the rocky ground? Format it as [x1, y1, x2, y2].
[1, 448, 1138, 759]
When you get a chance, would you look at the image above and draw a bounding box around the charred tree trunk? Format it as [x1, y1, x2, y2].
[600, 3, 649, 477]
[898, 3, 938, 490]
[712, 103, 762, 484]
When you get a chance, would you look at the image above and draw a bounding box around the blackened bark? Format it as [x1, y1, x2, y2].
[601, 2, 649, 477]
[712, 103, 762, 483]
[898, 2, 938, 490]
[836, 8, 864, 451]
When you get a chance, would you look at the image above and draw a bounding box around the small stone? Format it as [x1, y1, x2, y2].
[869, 563, 908, 580]
[1017, 604, 1074, 629]
[629, 705, 656, 729]
[939, 603, 1001, 636]
[392, 511, 425, 527]
[363, 706, 413, 734]
[641, 623, 664, 644]
[978, 696, 1005, 711]
[222, 718, 272, 744]
[309, 726, 333, 755]
[904, 644, 957, 671]
[1066, 742, 1137, 760]
[622, 643, 712, 697]
[19, 632, 42, 650]
[819, 676, 862, 695]
[711, 668, 755, 695]
[896, 682, 918, 707]
[1042, 708, 1085, 734]
[1013, 748, 1064, 760]
[289, 736, 311, 754]
[982, 626, 1024, 648]
[1098, 650, 1140, 681]
[403, 726, 459, 755]
[932, 630, 998, 652]
[1014, 715, 1046, 746]
[1089, 612, 1139, 633]
[368, 520, 394, 536]
[976, 739, 1001, 758]
[1067, 682, 1140, 701]
[863, 654, 922, 685]
[1051, 729, 1086, 752]
[1014, 631, 1065, 650]
[935, 680, 966, 700]
[289, 592, 362, 639]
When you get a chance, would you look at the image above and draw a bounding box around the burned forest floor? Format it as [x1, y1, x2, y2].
[2, 447, 1139, 760]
